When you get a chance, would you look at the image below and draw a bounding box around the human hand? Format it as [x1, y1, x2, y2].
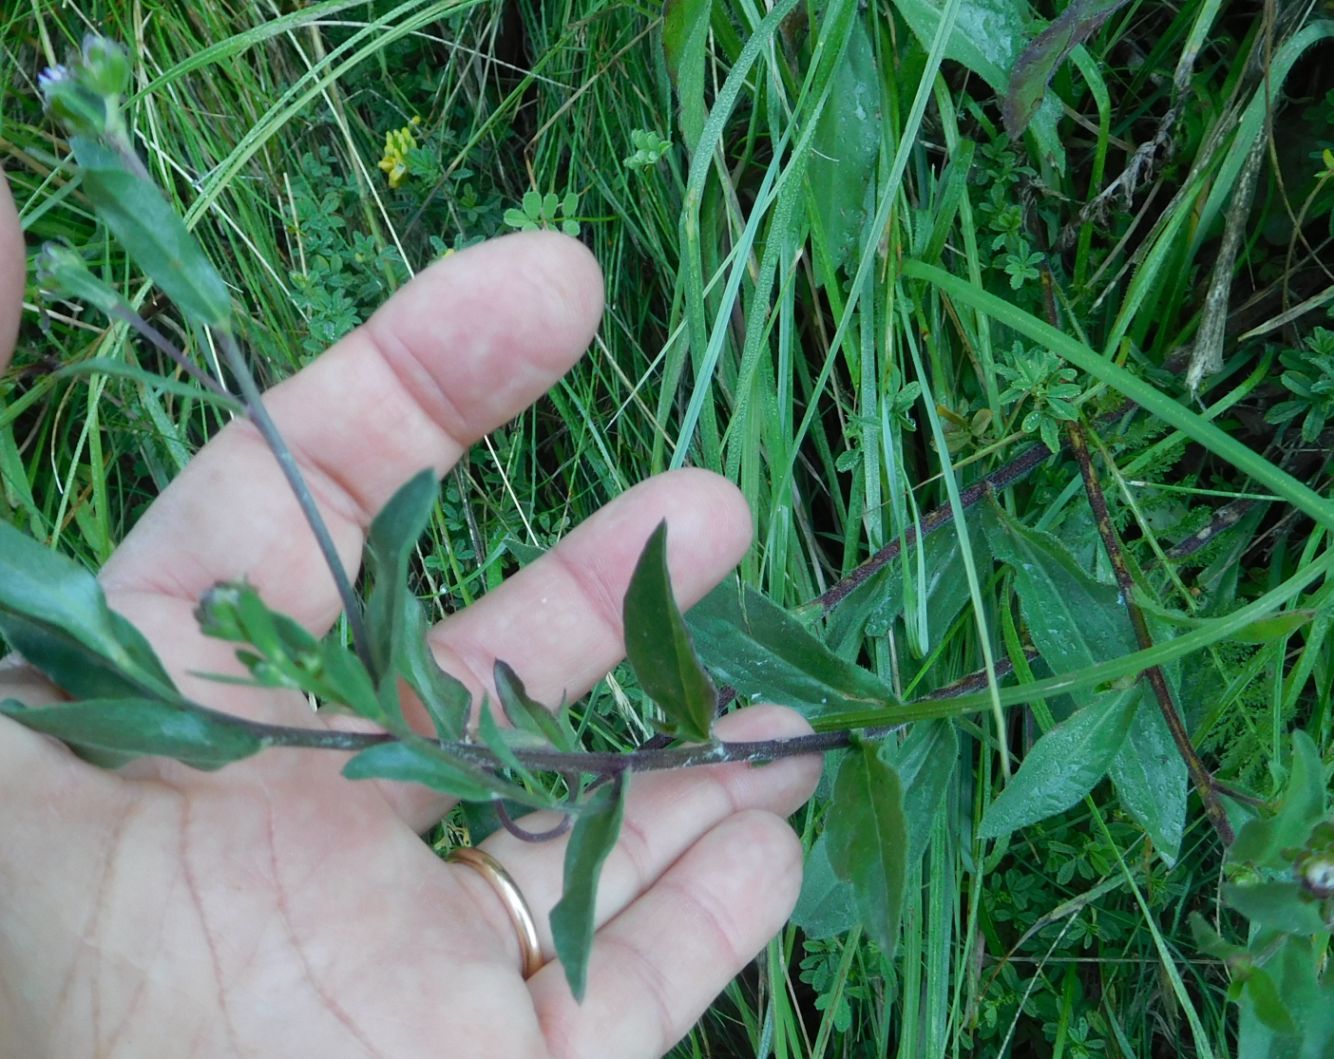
[0, 172, 821, 1058]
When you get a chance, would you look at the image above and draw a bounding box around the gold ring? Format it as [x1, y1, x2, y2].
[447, 846, 542, 978]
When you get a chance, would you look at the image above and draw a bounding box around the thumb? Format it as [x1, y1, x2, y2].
[0, 171, 26, 374]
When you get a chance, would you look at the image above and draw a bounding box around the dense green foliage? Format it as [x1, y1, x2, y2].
[2, 0, 1332, 1054]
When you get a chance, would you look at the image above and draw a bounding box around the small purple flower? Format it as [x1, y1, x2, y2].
[37, 64, 70, 94]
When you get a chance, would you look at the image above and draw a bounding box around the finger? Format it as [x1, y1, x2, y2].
[0, 170, 25, 373]
[101, 232, 603, 641]
[388, 467, 751, 830]
[529, 809, 804, 1059]
[459, 705, 821, 956]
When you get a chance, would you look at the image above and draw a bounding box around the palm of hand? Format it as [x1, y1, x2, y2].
[0, 184, 818, 1059]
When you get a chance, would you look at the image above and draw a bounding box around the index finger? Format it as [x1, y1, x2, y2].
[101, 232, 603, 639]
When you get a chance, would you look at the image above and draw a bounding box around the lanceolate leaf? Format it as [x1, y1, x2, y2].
[495, 660, 576, 752]
[1003, 0, 1131, 137]
[0, 697, 261, 771]
[69, 135, 232, 329]
[809, 14, 881, 272]
[342, 738, 550, 809]
[826, 739, 908, 957]
[662, 0, 711, 152]
[795, 722, 957, 940]
[550, 774, 627, 1001]
[980, 691, 1138, 839]
[0, 519, 179, 702]
[623, 522, 717, 741]
[892, 720, 960, 866]
[686, 575, 897, 718]
[364, 469, 436, 680]
[399, 596, 470, 741]
[1107, 693, 1185, 864]
[984, 500, 1185, 854]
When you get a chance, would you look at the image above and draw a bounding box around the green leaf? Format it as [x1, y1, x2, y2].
[0, 697, 261, 771]
[1232, 731, 1328, 869]
[550, 774, 627, 1001]
[69, 136, 232, 329]
[980, 691, 1138, 839]
[686, 575, 897, 718]
[623, 522, 717, 741]
[399, 597, 470, 741]
[983, 500, 1131, 673]
[891, 720, 959, 866]
[343, 738, 544, 807]
[1003, 0, 1130, 137]
[1107, 694, 1185, 865]
[1222, 881, 1331, 936]
[808, 14, 881, 272]
[792, 830, 859, 939]
[0, 519, 179, 702]
[522, 189, 542, 219]
[364, 470, 436, 684]
[888, 0, 1066, 172]
[984, 500, 1186, 853]
[662, 0, 711, 152]
[1240, 965, 1300, 1036]
[55, 359, 244, 412]
[495, 660, 576, 752]
[826, 739, 908, 957]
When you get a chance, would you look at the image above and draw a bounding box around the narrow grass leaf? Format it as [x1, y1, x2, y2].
[69, 136, 232, 329]
[0, 697, 260, 770]
[980, 691, 1137, 838]
[827, 739, 908, 957]
[686, 575, 898, 717]
[623, 522, 716, 741]
[551, 774, 627, 1001]
[55, 360, 243, 412]
[0, 520, 178, 701]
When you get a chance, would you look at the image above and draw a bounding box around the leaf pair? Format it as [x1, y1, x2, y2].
[0, 519, 262, 769]
[979, 501, 1187, 862]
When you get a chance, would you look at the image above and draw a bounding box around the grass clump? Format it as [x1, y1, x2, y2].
[3, 0, 1332, 1055]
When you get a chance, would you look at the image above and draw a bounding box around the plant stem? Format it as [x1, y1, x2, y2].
[1066, 420, 1235, 845]
[188, 696, 906, 775]
[108, 304, 241, 406]
[215, 329, 375, 673]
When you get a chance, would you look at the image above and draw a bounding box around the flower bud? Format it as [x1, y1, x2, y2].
[78, 35, 131, 97]
[34, 243, 123, 314]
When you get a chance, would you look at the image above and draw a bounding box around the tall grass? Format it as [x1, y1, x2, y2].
[3, 1, 1331, 1055]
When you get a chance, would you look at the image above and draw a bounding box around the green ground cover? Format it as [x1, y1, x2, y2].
[2, 1, 1332, 1054]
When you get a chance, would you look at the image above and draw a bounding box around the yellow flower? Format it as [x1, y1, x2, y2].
[378, 116, 422, 189]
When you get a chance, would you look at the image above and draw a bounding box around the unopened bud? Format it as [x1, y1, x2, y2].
[78, 36, 130, 97]
[35, 243, 123, 315]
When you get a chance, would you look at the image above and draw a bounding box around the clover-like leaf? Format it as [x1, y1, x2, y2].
[623, 521, 716, 741]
